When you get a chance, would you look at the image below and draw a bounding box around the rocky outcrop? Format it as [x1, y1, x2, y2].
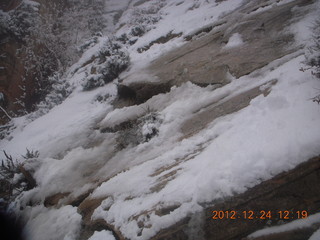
[204, 155, 320, 240]
[113, 81, 173, 107]
[180, 79, 277, 138]
[72, 1, 319, 239]
[116, 0, 312, 114]
[78, 197, 126, 240]
[72, 155, 320, 240]
[144, 0, 309, 88]
[147, 155, 320, 240]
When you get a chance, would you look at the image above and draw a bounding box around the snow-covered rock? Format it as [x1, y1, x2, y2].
[1, 0, 320, 240]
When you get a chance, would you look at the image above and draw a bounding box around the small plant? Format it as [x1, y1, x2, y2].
[305, 18, 320, 103]
[0, 150, 38, 210]
[77, 33, 101, 54]
[140, 112, 161, 142]
[307, 18, 320, 78]
[0, 151, 18, 180]
[131, 25, 146, 37]
[82, 38, 130, 91]
[114, 0, 164, 47]
[0, 122, 15, 140]
[82, 75, 105, 91]
[27, 72, 72, 121]
[22, 149, 39, 159]
[311, 93, 320, 104]
[115, 111, 162, 150]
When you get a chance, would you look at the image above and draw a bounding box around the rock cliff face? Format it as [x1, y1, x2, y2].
[0, 36, 25, 119]
[0, 0, 20, 12]
[0, 0, 103, 124]
[0, 0, 60, 123]
[133, 0, 306, 88]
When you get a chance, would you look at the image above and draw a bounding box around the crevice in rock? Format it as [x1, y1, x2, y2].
[77, 197, 125, 240]
[79, 219, 124, 240]
[184, 21, 227, 41]
[44, 192, 70, 208]
[149, 217, 191, 240]
[137, 31, 182, 53]
[113, 80, 173, 108]
[130, 80, 173, 104]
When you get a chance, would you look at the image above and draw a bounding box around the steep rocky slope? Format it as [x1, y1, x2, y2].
[0, 0, 320, 240]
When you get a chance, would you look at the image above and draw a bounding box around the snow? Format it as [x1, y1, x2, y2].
[22, 205, 82, 240]
[88, 230, 116, 240]
[0, 87, 114, 160]
[88, 55, 320, 239]
[1, 0, 320, 239]
[289, 0, 320, 45]
[23, 0, 40, 9]
[124, 0, 245, 75]
[309, 228, 320, 240]
[223, 33, 244, 49]
[248, 213, 320, 238]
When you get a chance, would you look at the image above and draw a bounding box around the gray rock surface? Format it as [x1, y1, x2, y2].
[143, 0, 308, 88]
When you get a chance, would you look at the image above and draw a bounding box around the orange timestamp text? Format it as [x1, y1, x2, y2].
[212, 210, 308, 220]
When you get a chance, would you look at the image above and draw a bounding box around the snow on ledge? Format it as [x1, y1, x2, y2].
[223, 33, 244, 49]
[248, 213, 320, 238]
[88, 230, 116, 240]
